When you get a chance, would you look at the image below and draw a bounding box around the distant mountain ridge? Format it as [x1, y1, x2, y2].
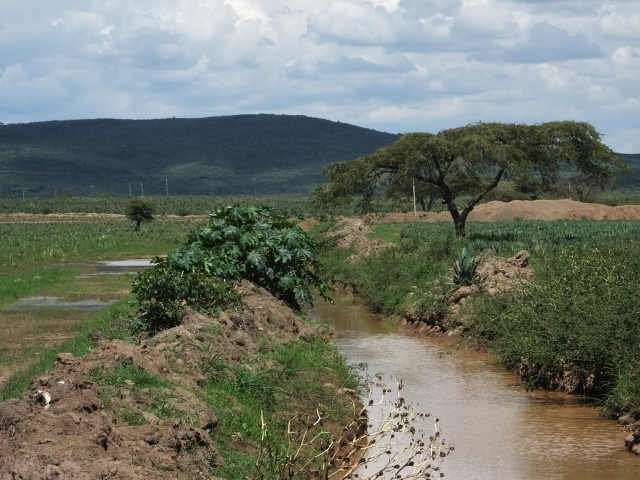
[0, 115, 636, 198]
[0, 114, 400, 197]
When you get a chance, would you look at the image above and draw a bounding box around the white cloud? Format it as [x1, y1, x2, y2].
[503, 22, 602, 63]
[0, 0, 637, 152]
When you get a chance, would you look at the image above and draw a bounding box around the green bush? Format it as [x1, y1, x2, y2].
[466, 244, 640, 412]
[166, 204, 330, 309]
[130, 204, 330, 335]
[130, 257, 242, 335]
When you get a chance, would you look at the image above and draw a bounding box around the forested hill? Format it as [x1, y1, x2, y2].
[0, 114, 399, 197]
[617, 153, 640, 188]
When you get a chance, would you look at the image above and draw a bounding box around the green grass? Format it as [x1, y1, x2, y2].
[201, 335, 360, 480]
[0, 266, 81, 305]
[0, 219, 194, 272]
[367, 222, 403, 243]
[0, 297, 132, 402]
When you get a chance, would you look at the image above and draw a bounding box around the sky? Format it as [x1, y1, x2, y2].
[0, 0, 638, 152]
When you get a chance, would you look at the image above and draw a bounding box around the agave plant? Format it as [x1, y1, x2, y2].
[452, 248, 479, 286]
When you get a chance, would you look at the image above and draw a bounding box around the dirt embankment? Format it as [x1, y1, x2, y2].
[0, 281, 356, 479]
[368, 199, 640, 223]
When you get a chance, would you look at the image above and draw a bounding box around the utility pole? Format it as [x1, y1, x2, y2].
[165, 178, 168, 197]
[129, 183, 132, 197]
[22, 190, 25, 201]
[140, 182, 144, 198]
[412, 179, 417, 217]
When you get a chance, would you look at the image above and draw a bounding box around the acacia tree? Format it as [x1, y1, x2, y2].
[125, 199, 155, 232]
[313, 121, 628, 236]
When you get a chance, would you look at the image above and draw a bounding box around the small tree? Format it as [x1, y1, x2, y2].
[313, 121, 629, 236]
[125, 199, 155, 232]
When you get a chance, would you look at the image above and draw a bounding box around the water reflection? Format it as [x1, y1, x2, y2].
[4, 296, 114, 311]
[309, 293, 640, 480]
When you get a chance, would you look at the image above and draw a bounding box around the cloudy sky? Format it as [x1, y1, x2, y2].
[1, 0, 638, 152]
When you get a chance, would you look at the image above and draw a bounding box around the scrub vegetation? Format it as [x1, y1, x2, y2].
[0, 203, 449, 479]
[316, 218, 640, 418]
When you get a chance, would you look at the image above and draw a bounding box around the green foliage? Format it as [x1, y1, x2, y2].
[452, 248, 479, 286]
[318, 234, 458, 316]
[314, 121, 629, 236]
[167, 204, 330, 309]
[125, 199, 155, 231]
[401, 219, 640, 256]
[130, 257, 243, 335]
[129, 204, 330, 335]
[201, 336, 360, 480]
[466, 244, 640, 413]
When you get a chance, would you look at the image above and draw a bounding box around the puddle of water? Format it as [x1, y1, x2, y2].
[4, 296, 115, 311]
[77, 258, 154, 278]
[100, 259, 154, 268]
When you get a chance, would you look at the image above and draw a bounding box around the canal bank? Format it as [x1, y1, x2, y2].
[310, 292, 640, 479]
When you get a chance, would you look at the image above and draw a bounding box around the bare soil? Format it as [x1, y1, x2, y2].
[0, 281, 347, 479]
[367, 199, 640, 224]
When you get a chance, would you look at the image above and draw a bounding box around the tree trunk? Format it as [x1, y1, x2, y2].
[135, 219, 141, 232]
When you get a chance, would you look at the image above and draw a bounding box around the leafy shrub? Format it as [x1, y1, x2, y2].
[130, 257, 242, 335]
[467, 244, 640, 411]
[130, 204, 330, 336]
[166, 204, 330, 309]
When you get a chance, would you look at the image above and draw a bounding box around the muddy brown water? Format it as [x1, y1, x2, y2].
[309, 293, 640, 480]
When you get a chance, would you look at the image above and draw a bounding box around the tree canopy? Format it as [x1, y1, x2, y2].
[313, 121, 629, 236]
[125, 199, 155, 232]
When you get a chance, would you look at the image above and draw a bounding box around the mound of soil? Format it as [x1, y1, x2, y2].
[0, 281, 326, 479]
[369, 199, 640, 224]
[327, 218, 390, 258]
[402, 250, 533, 335]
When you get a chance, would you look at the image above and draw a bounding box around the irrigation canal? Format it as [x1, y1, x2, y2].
[309, 292, 640, 480]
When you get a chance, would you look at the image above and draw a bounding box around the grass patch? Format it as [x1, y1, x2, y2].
[0, 219, 194, 272]
[0, 297, 132, 402]
[0, 266, 81, 305]
[201, 335, 360, 480]
[367, 222, 403, 243]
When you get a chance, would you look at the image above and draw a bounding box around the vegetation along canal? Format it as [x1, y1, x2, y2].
[309, 292, 640, 479]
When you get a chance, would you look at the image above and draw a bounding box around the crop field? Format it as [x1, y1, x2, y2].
[0, 195, 314, 216]
[399, 219, 640, 255]
[0, 218, 196, 392]
[0, 217, 196, 271]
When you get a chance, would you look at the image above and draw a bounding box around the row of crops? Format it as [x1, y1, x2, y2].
[0, 219, 195, 270]
[400, 219, 640, 255]
[0, 194, 384, 217]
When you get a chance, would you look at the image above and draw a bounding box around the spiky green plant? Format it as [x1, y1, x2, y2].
[452, 248, 479, 286]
